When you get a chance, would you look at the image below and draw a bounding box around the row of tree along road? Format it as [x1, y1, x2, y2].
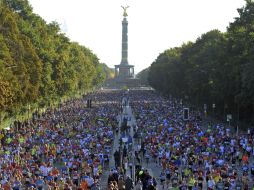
[138, 1, 254, 128]
[0, 0, 113, 128]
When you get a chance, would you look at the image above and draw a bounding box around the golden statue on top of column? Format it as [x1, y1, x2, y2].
[121, 6, 129, 17]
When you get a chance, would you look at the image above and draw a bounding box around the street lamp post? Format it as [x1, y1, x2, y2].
[180, 99, 183, 109]
[212, 103, 216, 117]
[0, 113, 2, 128]
[204, 104, 207, 118]
[27, 104, 30, 121]
[227, 114, 232, 128]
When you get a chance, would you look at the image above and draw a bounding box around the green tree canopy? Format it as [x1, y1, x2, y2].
[0, 0, 111, 123]
[148, 1, 254, 124]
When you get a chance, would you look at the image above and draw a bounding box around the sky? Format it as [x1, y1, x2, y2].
[28, 0, 246, 73]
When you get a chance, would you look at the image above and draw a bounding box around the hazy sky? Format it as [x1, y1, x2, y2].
[28, 0, 246, 73]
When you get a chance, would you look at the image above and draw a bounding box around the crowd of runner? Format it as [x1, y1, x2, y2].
[1, 89, 254, 190]
[129, 90, 254, 189]
[0, 91, 120, 190]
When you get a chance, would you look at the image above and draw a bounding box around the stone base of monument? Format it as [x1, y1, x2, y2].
[104, 78, 141, 89]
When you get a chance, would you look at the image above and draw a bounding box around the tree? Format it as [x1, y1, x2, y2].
[0, 2, 110, 124]
[136, 67, 150, 85]
[227, 1, 254, 122]
[147, 1, 254, 124]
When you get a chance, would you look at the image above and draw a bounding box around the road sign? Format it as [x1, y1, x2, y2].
[227, 114, 232, 121]
[183, 108, 189, 121]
